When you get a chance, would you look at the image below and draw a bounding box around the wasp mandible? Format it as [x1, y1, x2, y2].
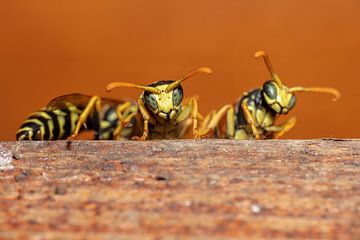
[200, 51, 340, 139]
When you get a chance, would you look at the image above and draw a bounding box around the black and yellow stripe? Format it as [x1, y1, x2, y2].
[16, 94, 139, 141]
[16, 106, 82, 140]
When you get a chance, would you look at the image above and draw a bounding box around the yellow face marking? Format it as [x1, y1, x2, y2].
[155, 85, 174, 113]
[147, 84, 179, 120]
[276, 87, 288, 108]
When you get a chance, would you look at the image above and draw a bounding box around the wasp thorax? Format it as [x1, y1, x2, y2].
[262, 80, 296, 114]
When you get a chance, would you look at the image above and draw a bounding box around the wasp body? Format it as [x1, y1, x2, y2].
[201, 51, 340, 139]
[106, 67, 212, 140]
[16, 94, 137, 140]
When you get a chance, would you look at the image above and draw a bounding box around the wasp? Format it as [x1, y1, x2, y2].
[16, 93, 138, 140]
[16, 67, 211, 141]
[200, 51, 340, 139]
[105, 67, 212, 140]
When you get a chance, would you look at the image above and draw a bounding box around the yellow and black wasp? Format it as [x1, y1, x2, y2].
[200, 50, 340, 139]
[17, 67, 212, 141]
[16, 94, 138, 140]
[105, 67, 212, 140]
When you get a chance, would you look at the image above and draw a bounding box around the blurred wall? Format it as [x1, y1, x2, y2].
[0, 0, 359, 140]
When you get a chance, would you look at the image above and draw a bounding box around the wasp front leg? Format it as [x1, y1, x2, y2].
[175, 97, 204, 138]
[198, 110, 216, 136]
[265, 117, 297, 139]
[241, 102, 261, 140]
[67, 95, 102, 141]
[132, 98, 156, 141]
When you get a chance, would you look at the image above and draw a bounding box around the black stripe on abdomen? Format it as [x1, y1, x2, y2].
[45, 111, 60, 140]
[61, 109, 72, 138]
[16, 130, 30, 140]
[28, 116, 50, 140]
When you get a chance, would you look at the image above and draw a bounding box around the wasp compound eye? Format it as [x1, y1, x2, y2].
[144, 92, 158, 111]
[288, 94, 296, 109]
[172, 86, 183, 107]
[263, 81, 277, 100]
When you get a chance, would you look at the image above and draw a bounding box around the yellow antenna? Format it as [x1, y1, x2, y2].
[254, 50, 282, 86]
[289, 86, 340, 101]
[106, 82, 161, 94]
[165, 67, 212, 92]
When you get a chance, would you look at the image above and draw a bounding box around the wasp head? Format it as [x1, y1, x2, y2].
[255, 50, 339, 115]
[143, 81, 183, 120]
[106, 67, 212, 121]
[262, 80, 296, 114]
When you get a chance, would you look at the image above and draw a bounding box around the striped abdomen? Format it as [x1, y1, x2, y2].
[16, 106, 82, 140]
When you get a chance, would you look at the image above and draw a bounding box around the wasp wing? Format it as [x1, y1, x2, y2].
[46, 93, 135, 110]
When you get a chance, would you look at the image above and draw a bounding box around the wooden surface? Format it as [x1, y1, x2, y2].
[0, 139, 359, 239]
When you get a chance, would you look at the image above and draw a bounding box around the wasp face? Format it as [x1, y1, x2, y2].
[16, 121, 42, 140]
[143, 81, 183, 121]
[262, 80, 296, 114]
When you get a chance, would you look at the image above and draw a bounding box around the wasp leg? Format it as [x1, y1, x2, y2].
[174, 97, 200, 138]
[193, 110, 216, 138]
[265, 117, 297, 139]
[241, 101, 260, 140]
[132, 98, 155, 141]
[112, 101, 136, 140]
[225, 105, 235, 138]
[197, 104, 234, 138]
[200, 110, 216, 132]
[67, 95, 102, 141]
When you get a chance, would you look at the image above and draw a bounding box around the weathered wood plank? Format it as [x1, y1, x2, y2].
[0, 139, 359, 239]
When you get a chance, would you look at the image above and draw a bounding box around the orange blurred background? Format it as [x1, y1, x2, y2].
[0, 0, 359, 140]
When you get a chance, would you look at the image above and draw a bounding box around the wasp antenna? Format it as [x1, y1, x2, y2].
[254, 50, 275, 75]
[254, 50, 282, 86]
[106, 82, 161, 94]
[289, 87, 341, 101]
[178, 67, 213, 82]
[165, 67, 212, 92]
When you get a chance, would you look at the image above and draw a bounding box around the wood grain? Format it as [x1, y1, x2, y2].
[0, 139, 359, 239]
